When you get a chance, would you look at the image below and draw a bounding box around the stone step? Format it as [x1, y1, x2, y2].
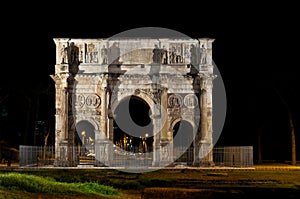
[77, 164, 94, 168]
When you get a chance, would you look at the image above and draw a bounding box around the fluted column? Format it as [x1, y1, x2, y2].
[160, 88, 172, 166]
[199, 75, 215, 166]
[152, 113, 161, 167]
[51, 70, 72, 166]
[95, 76, 111, 166]
[100, 82, 107, 139]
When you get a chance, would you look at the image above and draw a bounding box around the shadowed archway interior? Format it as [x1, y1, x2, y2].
[74, 121, 96, 164]
[75, 120, 95, 147]
[173, 120, 194, 165]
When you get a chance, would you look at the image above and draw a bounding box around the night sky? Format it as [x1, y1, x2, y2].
[1, 3, 299, 162]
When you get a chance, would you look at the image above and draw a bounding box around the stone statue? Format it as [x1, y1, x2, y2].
[152, 44, 163, 64]
[60, 45, 68, 64]
[162, 46, 168, 64]
[101, 45, 108, 64]
[65, 42, 80, 75]
[169, 47, 176, 64]
[67, 42, 80, 66]
[108, 42, 120, 64]
[199, 44, 207, 65]
[190, 44, 199, 65]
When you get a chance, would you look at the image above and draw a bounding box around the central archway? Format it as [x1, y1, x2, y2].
[113, 95, 154, 156]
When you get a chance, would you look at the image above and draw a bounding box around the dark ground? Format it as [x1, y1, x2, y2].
[1, 164, 300, 198]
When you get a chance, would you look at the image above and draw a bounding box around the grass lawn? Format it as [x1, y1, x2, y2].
[0, 172, 120, 199]
[1, 167, 300, 198]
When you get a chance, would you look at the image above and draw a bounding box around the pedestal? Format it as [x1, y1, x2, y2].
[94, 139, 112, 167]
[199, 142, 215, 167]
[160, 139, 173, 167]
[54, 140, 78, 167]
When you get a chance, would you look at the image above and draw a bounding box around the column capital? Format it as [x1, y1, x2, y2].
[198, 73, 216, 79]
[198, 74, 216, 90]
[50, 73, 71, 88]
[198, 38, 215, 47]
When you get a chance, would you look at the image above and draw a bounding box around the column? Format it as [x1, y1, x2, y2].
[160, 88, 172, 166]
[52, 76, 62, 166]
[52, 72, 71, 166]
[100, 85, 107, 139]
[193, 130, 201, 167]
[152, 116, 161, 167]
[67, 78, 77, 167]
[201, 89, 208, 141]
[206, 76, 214, 166]
[199, 76, 214, 166]
[95, 78, 111, 166]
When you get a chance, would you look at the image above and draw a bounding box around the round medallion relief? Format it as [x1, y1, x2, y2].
[183, 94, 198, 108]
[86, 94, 101, 107]
[168, 94, 183, 107]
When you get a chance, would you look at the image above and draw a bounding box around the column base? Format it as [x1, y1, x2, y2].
[54, 160, 78, 167]
[192, 162, 200, 167]
[200, 160, 215, 167]
[94, 160, 108, 167]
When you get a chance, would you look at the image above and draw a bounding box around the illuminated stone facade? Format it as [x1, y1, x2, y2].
[51, 37, 215, 167]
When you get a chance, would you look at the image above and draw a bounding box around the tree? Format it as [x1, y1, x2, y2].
[274, 88, 296, 165]
[43, 129, 50, 160]
[254, 73, 298, 165]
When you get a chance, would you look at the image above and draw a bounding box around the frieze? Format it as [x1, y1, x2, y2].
[75, 109, 100, 115]
[168, 43, 184, 64]
[54, 38, 214, 67]
[147, 88, 163, 104]
[85, 43, 99, 63]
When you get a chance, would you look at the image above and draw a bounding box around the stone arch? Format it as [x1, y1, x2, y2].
[73, 118, 100, 132]
[170, 118, 181, 132]
[75, 120, 97, 145]
[170, 117, 196, 134]
[111, 93, 156, 118]
[133, 93, 156, 113]
[172, 120, 195, 146]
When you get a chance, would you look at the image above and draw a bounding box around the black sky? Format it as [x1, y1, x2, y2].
[1, 3, 299, 161]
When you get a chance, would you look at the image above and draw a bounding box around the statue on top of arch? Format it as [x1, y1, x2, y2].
[61, 41, 81, 75]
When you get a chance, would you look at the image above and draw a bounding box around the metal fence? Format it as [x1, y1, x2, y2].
[19, 145, 253, 167]
[19, 145, 55, 167]
[213, 146, 253, 167]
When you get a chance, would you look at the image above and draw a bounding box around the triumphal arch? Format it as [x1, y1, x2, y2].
[51, 37, 215, 167]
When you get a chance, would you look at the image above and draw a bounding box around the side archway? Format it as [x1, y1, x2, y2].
[172, 120, 194, 165]
[75, 120, 96, 163]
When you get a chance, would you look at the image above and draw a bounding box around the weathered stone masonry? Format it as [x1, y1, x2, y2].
[51, 38, 215, 167]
